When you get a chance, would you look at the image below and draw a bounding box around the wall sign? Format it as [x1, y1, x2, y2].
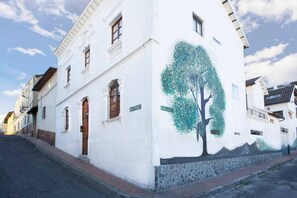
[130, 104, 141, 112]
[160, 106, 173, 113]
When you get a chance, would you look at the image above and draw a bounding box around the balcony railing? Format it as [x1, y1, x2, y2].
[247, 108, 267, 119]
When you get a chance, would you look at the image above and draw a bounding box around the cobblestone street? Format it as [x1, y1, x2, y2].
[211, 158, 297, 198]
[0, 135, 115, 198]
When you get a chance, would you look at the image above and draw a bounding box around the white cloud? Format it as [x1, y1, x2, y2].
[233, 0, 297, 25]
[10, 47, 46, 56]
[37, 0, 79, 23]
[3, 89, 21, 97]
[245, 43, 288, 64]
[17, 72, 27, 80]
[240, 16, 260, 33]
[245, 44, 297, 87]
[0, 0, 62, 40]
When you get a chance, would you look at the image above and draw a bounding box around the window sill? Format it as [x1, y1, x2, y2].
[64, 83, 70, 89]
[61, 130, 69, 133]
[108, 40, 122, 60]
[103, 115, 123, 127]
[82, 65, 90, 74]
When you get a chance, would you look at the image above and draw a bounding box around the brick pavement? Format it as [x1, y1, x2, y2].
[20, 135, 297, 198]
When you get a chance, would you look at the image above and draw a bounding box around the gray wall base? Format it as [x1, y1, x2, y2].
[155, 152, 281, 191]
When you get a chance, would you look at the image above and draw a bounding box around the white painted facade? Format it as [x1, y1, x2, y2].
[54, 0, 248, 189]
[246, 78, 281, 150]
[36, 72, 57, 134]
[13, 76, 40, 135]
[265, 88, 297, 146]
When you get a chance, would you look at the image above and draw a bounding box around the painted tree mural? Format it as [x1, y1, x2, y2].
[161, 41, 226, 156]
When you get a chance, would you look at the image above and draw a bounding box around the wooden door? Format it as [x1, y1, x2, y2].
[82, 99, 89, 155]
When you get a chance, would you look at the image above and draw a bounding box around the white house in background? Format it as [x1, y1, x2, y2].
[14, 75, 41, 136]
[32, 67, 57, 145]
[54, 0, 248, 189]
[265, 84, 297, 146]
[245, 77, 282, 149]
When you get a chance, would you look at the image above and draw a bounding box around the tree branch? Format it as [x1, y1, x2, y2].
[205, 118, 213, 126]
[204, 94, 212, 105]
[190, 88, 197, 102]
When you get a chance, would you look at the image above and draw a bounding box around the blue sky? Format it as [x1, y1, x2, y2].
[0, 0, 297, 121]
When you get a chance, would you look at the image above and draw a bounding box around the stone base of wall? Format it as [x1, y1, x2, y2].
[155, 152, 281, 191]
[38, 129, 55, 146]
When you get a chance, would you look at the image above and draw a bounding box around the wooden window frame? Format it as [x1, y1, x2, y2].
[42, 106, 46, 119]
[65, 107, 69, 131]
[109, 81, 120, 119]
[85, 48, 90, 68]
[193, 14, 203, 36]
[112, 17, 122, 44]
[66, 66, 71, 83]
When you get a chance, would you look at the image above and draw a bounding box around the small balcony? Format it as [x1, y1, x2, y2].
[247, 108, 267, 120]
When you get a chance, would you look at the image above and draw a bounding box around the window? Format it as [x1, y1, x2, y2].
[66, 66, 71, 83]
[109, 80, 120, 119]
[65, 107, 69, 131]
[42, 106, 46, 119]
[112, 17, 122, 44]
[193, 14, 203, 36]
[270, 119, 274, 124]
[85, 48, 90, 67]
[281, 127, 288, 133]
[251, 130, 263, 136]
[232, 84, 239, 100]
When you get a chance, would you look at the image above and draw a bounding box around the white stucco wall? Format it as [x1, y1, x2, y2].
[37, 73, 57, 133]
[55, 0, 250, 189]
[55, 0, 155, 188]
[266, 95, 297, 146]
[153, 0, 247, 162]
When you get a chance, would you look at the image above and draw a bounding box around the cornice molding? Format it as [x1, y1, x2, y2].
[54, 0, 103, 57]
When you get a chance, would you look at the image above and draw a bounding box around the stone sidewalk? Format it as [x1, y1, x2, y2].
[20, 135, 297, 198]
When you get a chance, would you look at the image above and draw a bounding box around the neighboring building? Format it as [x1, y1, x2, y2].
[245, 77, 281, 150]
[14, 75, 41, 136]
[3, 112, 14, 135]
[0, 116, 8, 134]
[54, 0, 249, 190]
[265, 85, 297, 146]
[32, 67, 57, 145]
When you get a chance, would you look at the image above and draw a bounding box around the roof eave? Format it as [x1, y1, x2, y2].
[221, 0, 249, 49]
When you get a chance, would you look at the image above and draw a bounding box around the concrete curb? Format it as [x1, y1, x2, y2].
[20, 135, 134, 198]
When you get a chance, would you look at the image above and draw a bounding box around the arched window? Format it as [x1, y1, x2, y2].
[109, 80, 120, 118]
[65, 107, 69, 131]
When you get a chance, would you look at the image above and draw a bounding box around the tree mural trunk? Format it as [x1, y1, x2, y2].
[200, 86, 208, 156]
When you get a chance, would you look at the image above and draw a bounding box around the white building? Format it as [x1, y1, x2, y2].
[14, 76, 41, 135]
[265, 84, 297, 146]
[54, 0, 249, 190]
[32, 67, 57, 145]
[246, 77, 282, 150]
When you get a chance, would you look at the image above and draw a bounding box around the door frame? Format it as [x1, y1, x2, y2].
[81, 97, 89, 155]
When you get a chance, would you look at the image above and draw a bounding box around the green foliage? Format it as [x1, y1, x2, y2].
[256, 138, 274, 151]
[172, 97, 197, 133]
[161, 41, 226, 138]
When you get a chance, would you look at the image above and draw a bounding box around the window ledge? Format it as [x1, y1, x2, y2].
[108, 40, 122, 60]
[82, 65, 90, 74]
[64, 83, 70, 89]
[103, 115, 123, 127]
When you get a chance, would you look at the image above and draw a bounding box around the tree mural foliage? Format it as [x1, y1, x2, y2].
[161, 41, 226, 156]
